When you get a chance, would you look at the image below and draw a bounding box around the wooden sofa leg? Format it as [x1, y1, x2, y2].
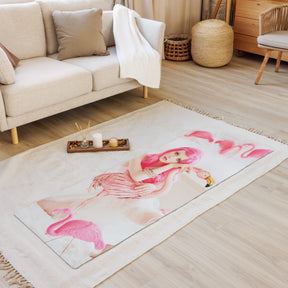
[143, 86, 148, 99]
[255, 50, 272, 85]
[11, 127, 19, 144]
[275, 51, 282, 72]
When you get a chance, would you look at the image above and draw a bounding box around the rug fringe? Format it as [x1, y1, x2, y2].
[162, 98, 288, 145]
[0, 251, 35, 288]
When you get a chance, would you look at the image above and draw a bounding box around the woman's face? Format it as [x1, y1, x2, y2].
[159, 150, 189, 164]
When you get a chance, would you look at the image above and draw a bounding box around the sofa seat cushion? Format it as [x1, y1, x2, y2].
[1, 57, 92, 117]
[64, 47, 132, 91]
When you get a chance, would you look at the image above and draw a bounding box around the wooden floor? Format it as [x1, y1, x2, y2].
[1, 54, 288, 288]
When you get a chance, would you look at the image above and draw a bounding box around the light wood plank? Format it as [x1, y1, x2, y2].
[235, 0, 283, 20]
[234, 16, 259, 37]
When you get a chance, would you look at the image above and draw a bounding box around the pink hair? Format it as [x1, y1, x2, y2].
[141, 147, 203, 184]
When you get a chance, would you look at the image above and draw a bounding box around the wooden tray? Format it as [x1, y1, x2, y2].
[67, 139, 130, 153]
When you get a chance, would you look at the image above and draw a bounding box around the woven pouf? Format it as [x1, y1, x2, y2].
[191, 19, 234, 67]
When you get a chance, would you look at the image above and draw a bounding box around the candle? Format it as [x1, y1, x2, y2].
[92, 133, 103, 148]
[109, 137, 118, 147]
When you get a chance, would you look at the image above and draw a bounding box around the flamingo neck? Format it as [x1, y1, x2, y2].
[46, 209, 73, 236]
[240, 143, 256, 158]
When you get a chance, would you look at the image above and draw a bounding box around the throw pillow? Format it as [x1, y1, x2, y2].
[52, 8, 109, 61]
[0, 47, 15, 85]
[0, 42, 20, 68]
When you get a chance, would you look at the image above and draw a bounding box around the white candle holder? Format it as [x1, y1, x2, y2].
[93, 133, 103, 148]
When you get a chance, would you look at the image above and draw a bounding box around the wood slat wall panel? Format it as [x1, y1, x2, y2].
[234, 16, 259, 37]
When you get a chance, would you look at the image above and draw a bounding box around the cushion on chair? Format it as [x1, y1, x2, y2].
[257, 31, 288, 50]
[37, 0, 114, 55]
[0, 57, 92, 117]
[0, 2, 46, 60]
[64, 47, 132, 91]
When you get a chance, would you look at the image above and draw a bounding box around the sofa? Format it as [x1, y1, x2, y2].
[0, 0, 165, 144]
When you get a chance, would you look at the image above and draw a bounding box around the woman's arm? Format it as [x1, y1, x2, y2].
[138, 169, 179, 199]
[129, 155, 175, 182]
[128, 155, 146, 181]
[192, 167, 211, 179]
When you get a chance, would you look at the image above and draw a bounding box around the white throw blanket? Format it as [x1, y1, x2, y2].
[113, 4, 161, 88]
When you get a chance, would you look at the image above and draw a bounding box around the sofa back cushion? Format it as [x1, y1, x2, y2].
[0, 2, 46, 60]
[0, 0, 33, 4]
[37, 0, 114, 55]
[102, 10, 114, 47]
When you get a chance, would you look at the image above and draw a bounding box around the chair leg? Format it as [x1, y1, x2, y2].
[225, 0, 232, 24]
[275, 51, 282, 72]
[212, 0, 222, 19]
[11, 127, 19, 144]
[143, 86, 148, 99]
[255, 50, 272, 85]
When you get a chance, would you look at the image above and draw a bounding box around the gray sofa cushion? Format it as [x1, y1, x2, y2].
[257, 31, 288, 49]
[1, 57, 92, 117]
[64, 47, 132, 91]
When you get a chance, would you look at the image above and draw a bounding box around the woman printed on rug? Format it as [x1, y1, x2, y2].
[89, 147, 213, 199]
[38, 147, 213, 226]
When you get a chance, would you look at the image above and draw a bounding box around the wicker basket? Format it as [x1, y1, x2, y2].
[164, 34, 191, 61]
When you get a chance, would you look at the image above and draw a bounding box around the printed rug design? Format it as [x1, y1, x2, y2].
[1, 101, 288, 288]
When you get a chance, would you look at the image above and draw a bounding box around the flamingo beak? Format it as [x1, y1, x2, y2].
[205, 176, 215, 187]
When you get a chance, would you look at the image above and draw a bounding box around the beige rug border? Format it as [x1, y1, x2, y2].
[161, 96, 288, 145]
[0, 100, 287, 288]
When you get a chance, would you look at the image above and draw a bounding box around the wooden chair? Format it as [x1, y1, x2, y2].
[255, 4, 288, 84]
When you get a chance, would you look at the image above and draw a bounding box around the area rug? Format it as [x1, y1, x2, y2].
[0, 101, 287, 288]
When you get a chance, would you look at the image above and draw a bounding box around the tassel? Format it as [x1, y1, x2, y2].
[162, 98, 288, 145]
[0, 251, 35, 288]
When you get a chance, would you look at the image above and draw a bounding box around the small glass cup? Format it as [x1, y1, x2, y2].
[109, 137, 118, 147]
[80, 139, 89, 148]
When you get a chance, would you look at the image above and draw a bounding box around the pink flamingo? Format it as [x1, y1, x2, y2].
[185, 130, 214, 142]
[160, 208, 171, 215]
[215, 140, 272, 158]
[215, 140, 242, 154]
[240, 143, 272, 159]
[46, 208, 105, 251]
